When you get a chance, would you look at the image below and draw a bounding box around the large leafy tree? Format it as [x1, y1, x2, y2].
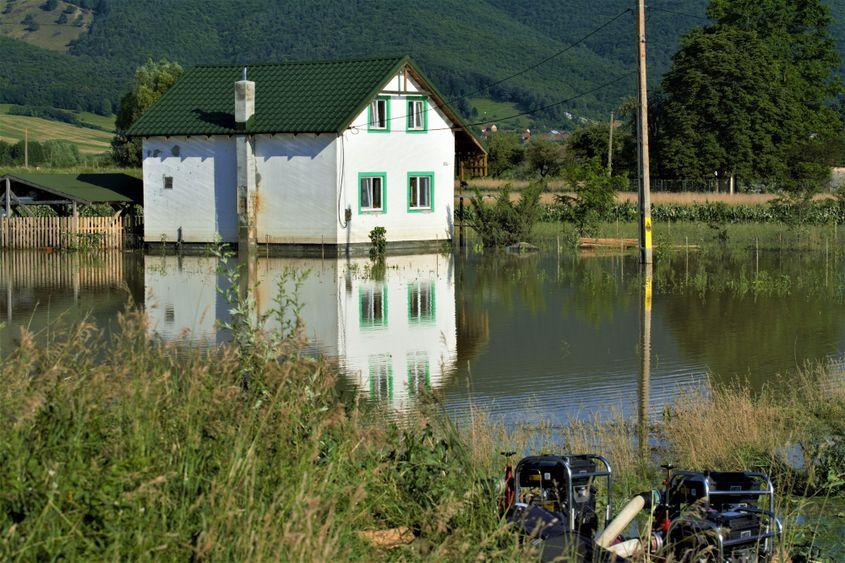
[112, 59, 182, 167]
[655, 0, 842, 189]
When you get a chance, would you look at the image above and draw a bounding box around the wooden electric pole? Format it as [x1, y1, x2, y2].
[24, 129, 29, 169]
[636, 0, 653, 264]
[607, 111, 614, 176]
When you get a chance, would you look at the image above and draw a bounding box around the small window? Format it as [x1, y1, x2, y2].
[368, 96, 390, 132]
[360, 285, 387, 328]
[164, 176, 174, 190]
[408, 281, 435, 323]
[359, 173, 386, 213]
[407, 351, 430, 395]
[407, 98, 427, 132]
[369, 354, 394, 400]
[408, 173, 433, 211]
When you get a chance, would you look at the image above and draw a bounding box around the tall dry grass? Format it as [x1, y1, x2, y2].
[1, 309, 842, 560]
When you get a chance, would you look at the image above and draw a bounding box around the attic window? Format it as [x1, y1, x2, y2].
[407, 97, 427, 132]
[163, 176, 174, 190]
[368, 96, 390, 132]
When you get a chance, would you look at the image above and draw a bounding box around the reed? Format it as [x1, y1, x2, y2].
[1, 312, 842, 560]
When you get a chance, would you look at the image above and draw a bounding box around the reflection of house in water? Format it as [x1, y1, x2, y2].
[144, 253, 457, 409]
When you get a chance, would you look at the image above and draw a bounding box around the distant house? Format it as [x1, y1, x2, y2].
[128, 56, 487, 252]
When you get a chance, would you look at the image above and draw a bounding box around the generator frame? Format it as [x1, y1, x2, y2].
[513, 454, 613, 533]
[666, 471, 783, 561]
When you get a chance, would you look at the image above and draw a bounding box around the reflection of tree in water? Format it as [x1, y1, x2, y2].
[659, 249, 845, 387]
[463, 252, 548, 314]
[555, 255, 637, 328]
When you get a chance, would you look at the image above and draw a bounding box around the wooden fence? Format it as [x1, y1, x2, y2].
[0, 216, 141, 249]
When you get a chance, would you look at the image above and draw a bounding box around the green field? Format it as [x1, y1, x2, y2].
[469, 97, 537, 131]
[0, 105, 112, 154]
[0, 0, 92, 52]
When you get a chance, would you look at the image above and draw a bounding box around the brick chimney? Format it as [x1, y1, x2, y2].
[235, 67, 256, 251]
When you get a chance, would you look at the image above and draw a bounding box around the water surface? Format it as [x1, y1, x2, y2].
[2, 245, 844, 426]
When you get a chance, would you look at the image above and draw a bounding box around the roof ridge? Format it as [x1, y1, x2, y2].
[190, 55, 409, 69]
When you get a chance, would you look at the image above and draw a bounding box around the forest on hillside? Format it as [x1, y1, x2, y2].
[3, 0, 845, 129]
[0, 0, 716, 125]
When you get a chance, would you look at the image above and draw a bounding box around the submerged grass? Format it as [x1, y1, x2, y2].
[1, 311, 844, 560]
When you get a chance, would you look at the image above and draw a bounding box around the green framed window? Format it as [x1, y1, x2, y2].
[407, 172, 434, 212]
[408, 281, 435, 323]
[369, 354, 394, 401]
[406, 96, 428, 133]
[368, 96, 391, 133]
[359, 172, 387, 214]
[360, 285, 388, 328]
[407, 351, 430, 396]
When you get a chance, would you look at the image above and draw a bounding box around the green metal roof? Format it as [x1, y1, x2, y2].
[127, 56, 411, 137]
[5, 173, 142, 204]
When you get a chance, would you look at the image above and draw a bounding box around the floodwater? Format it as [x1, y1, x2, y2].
[1, 245, 844, 426]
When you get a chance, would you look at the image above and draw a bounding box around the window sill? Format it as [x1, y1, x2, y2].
[406, 129, 427, 134]
[360, 209, 385, 215]
[408, 208, 433, 214]
[367, 128, 390, 134]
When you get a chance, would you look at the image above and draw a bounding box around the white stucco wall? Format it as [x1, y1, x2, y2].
[142, 137, 238, 243]
[141, 70, 459, 246]
[255, 134, 339, 244]
[339, 73, 456, 244]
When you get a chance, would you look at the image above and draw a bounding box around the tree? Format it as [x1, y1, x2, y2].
[526, 139, 565, 178]
[556, 160, 626, 236]
[467, 181, 544, 247]
[11, 140, 45, 166]
[112, 59, 182, 167]
[41, 0, 58, 11]
[566, 121, 637, 178]
[42, 140, 81, 167]
[486, 132, 524, 177]
[56, 12, 68, 24]
[655, 0, 842, 196]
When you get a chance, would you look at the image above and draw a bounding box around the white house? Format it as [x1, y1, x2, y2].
[128, 56, 487, 253]
[144, 253, 458, 410]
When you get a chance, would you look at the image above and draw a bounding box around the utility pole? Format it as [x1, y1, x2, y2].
[24, 129, 29, 169]
[636, 0, 653, 264]
[607, 111, 614, 176]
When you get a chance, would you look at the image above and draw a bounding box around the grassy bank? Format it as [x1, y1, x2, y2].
[532, 221, 845, 252]
[1, 311, 844, 559]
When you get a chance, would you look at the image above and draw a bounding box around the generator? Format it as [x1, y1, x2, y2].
[661, 470, 782, 562]
[500, 453, 612, 560]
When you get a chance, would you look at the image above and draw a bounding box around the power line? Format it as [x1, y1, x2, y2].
[449, 7, 633, 104]
[647, 6, 709, 22]
[423, 71, 637, 133]
[368, 7, 634, 129]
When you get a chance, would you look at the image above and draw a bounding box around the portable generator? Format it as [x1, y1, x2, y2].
[500, 453, 612, 560]
[660, 470, 782, 562]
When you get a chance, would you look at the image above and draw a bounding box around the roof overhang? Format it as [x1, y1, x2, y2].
[1, 173, 142, 206]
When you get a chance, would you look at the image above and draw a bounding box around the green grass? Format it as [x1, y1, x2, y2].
[469, 97, 536, 131]
[0, 0, 92, 52]
[1, 292, 844, 559]
[0, 103, 115, 132]
[532, 221, 845, 252]
[0, 111, 112, 154]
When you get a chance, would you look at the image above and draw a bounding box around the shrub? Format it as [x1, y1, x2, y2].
[555, 160, 626, 235]
[368, 226, 386, 260]
[467, 181, 543, 247]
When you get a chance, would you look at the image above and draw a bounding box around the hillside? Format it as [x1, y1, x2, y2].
[0, 104, 112, 154]
[1, 0, 844, 129]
